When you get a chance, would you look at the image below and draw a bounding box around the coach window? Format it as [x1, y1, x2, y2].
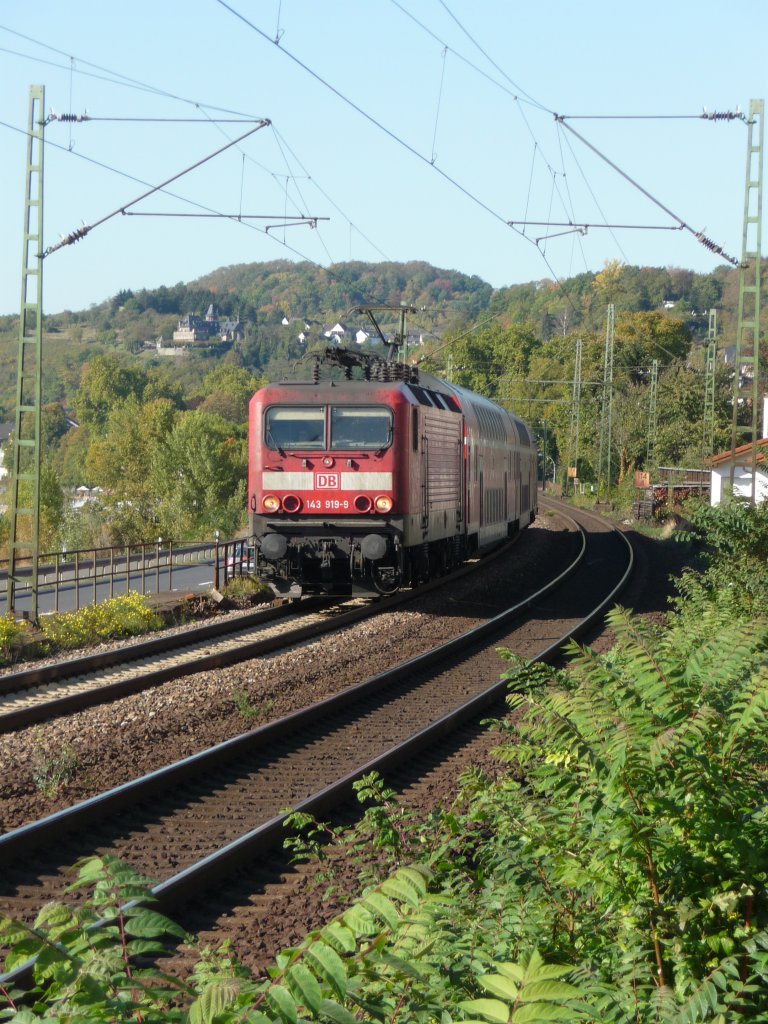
[330, 406, 393, 450]
[265, 407, 325, 450]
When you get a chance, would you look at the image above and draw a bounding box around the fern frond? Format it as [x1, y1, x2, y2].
[648, 705, 721, 769]
[722, 668, 768, 768]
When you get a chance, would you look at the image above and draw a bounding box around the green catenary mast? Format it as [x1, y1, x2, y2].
[8, 86, 45, 620]
[566, 337, 582, 492]
[597, 304, 615, 502]
[702, 309, 717, 463]
[729, 99, 763, 502]
[646, 358, 658, 470]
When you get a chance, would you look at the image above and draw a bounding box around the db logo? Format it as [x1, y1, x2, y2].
[315, 473, 339, 489]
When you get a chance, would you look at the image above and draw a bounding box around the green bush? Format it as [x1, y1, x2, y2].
[220, 574, 272, 602]
[39, 591, 163, 650]
[0, 614, 28, 664]
[675, 497, 768, 618]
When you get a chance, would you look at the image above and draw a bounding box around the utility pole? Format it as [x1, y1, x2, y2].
[8, 86, 45, 620]
[597, 304, 615, 502]
[646, 359, 658, 470]
[566, 338, 582, 493]
[729, 99, 764, 502]
[702, 309, 717, 463]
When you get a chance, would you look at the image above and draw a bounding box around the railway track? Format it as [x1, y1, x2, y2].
[0, 501, 632, 986]
[0, 541, 515, 733]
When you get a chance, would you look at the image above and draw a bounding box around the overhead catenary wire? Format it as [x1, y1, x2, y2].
[435, 0, 551, 113]
[213, 0, 527, 240]
[393, 3, 746, 277]
[430, 46, 448, 164]
[387, 0, 544, 109]
[555, 123, 588, 275]
[0, 13, 746, 321]
[555, 115, 741, 266]
[0, 25, 392, 271]
[213, 0, 742, 325]
[0, 114, 399, 310]
[556, 123, 631, 264]
[43, 120, 272, 256]
[0, 26, 261, 118]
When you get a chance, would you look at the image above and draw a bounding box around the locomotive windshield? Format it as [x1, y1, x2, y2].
[330, 407, 392, 450]
[265, 407, 325, 450]
[264, 405, 392, 451]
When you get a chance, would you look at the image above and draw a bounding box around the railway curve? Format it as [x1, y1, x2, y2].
[0, 502, 632, 987]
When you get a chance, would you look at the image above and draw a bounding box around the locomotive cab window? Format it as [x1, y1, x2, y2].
[265, 407, 325, 450]
[330, 407, 393, 450]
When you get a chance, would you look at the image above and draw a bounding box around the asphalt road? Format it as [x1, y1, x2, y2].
[0, 560, 221, 617]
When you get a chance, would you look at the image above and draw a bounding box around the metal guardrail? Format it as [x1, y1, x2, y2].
[0, 538, 253, 616]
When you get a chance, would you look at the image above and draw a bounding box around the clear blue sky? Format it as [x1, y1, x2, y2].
[0, 0, 765, 315]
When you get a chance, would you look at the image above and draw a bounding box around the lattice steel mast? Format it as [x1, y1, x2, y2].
[566, 337, 582, 493]
[729, 99, 764, 502]
[7, 86, 45, 620]
[702, 309, 717, 463]
[646, 358, 658, 469]
[597, 304, 615, 501]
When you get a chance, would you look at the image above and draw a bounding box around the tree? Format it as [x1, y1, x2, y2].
[614, 310, 691, 379]
[197, 365, 263, 424]
[84, 397, 178, 543]
[150, 410, 247, 539]
[85, 396, 177, 493]
[54, 426, 93, 488]
[41, 403, 69, 455]
[74, 355, 148, 431]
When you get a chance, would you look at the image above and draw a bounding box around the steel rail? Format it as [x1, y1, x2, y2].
[0, 505, 628, 989]
[0, 539, 518, 731]
[155, 503, 632, 909]
[0, 516, 588, 861]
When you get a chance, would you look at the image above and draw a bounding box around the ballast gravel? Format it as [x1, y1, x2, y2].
[0, 509, 690, 836]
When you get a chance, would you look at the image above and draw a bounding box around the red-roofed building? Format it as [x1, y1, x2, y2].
[708, 439, 768, 505]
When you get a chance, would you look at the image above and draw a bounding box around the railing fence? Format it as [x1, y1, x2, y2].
[1, 538, 253, 617]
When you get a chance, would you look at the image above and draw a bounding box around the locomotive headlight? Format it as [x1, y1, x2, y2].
[374, 494, 393, 513]
[282, 494, 302, 513]
[263, 494, 281, 512]
[354, 495, 373, 513]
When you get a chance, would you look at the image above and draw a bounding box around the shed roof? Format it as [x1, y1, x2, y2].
[708, 438, 768, 467]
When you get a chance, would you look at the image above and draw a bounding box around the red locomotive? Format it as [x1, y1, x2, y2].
[248, 340, 538, 597]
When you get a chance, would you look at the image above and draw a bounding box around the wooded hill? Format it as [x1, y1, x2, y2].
[0, 255, 756, 551]
[0, 257, 750, 424]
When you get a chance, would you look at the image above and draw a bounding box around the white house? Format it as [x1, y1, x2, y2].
[709, 398, 768, 505]
[709, 439, 768, 505]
